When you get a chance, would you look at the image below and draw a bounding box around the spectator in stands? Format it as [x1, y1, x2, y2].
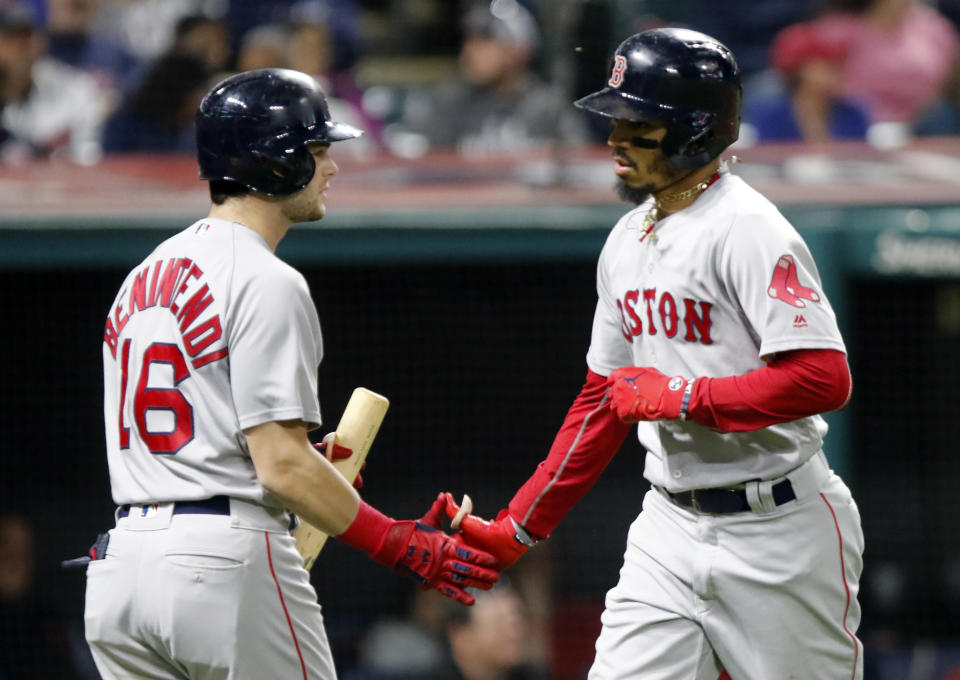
[287, 13, 385, 148]
[0, 91, 24, 162]
[350, 542, 554, 680]
[765, 0, 960, 143]
[689, 0, 811, 80]
[392, 0, 588, 157]
[351, 581, 551, 680]
[0, 1, 107, 164]
[234, 19, 377, 156]
[234, 22, 288, 73]
[44, 0, 139, 95]
[745, 21, 870, 143]
[227, 0, 362, 70]
[169, 13, 231, 78]
[0, 512, 82, 679]
[351, 588, 449, 679]
[426, 581, 552, 680]
[100, 52, 209, 153]
[91, 0, 218, 64]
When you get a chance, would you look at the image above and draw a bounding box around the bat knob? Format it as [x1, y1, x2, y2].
[450, 494, 473, 530]
[321, 432, 337, 460]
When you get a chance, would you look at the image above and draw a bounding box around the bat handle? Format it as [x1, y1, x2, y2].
[450, 494, 473, 530]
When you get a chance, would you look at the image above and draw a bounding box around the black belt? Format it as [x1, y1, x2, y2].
[118, 495, 231, 519]
[659, 479, 795, 514]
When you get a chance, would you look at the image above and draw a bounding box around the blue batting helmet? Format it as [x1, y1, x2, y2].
[575, 28, 741, 170]
[196, 68, 362, 196]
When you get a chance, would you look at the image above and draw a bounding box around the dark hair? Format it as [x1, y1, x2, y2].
[174, 13, 218, 40]
[209, 179, 251, 204]
[126, 53, 210, 127]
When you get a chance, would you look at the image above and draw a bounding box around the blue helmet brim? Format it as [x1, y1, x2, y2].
[323, 120, 364, 142]
[574, 88, 683, 124]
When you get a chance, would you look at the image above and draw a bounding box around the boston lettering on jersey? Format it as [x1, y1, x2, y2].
[103, 257, 227, 368]
[616, 288, 713, 344]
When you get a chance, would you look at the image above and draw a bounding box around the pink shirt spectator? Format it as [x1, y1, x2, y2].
[774, 4, 959, 124]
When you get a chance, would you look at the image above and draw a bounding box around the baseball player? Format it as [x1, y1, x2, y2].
[79, 69, 499, 680]
[441, 29, 864, 680]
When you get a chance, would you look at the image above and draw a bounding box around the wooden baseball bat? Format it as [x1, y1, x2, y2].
[294, 387, 390, 570]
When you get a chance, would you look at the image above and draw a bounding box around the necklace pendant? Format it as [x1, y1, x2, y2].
[638, 203, 660, 242]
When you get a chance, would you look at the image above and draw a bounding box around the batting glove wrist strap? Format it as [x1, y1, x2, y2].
[510, 517, 538, 547]
[679, 379, 695, 420]
[442, 494, 530, 570]
[335, 500, 394, 555]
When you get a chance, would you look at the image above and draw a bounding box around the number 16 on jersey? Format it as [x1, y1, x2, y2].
[116, 339, 197, 454]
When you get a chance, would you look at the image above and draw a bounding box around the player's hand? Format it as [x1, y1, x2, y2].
[607, 367, 689, 422]
[370, 519, 500, 606]
[418, 492, 449, 529]
[313, 439, 364, 490]
[441, 493, 530, 571]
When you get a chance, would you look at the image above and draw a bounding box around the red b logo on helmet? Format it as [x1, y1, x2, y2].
[608, 55, 627, 88]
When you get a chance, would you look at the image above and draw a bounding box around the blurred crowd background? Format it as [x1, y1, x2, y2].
[3, 0, 960, 679]
[2, 0, 960, 164]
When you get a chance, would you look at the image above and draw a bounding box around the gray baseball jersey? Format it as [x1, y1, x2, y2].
[586, 171, 846, 491]
[102, 218, 323, 505]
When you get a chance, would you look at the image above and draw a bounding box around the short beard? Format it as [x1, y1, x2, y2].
[281, 191, 325, 223]
[614, 154, 690, 206]
[616, 179, 655, 206]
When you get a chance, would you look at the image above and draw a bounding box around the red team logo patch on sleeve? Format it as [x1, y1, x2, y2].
[767, 254, 821, 309]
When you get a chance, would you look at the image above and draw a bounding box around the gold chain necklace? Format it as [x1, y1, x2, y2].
[638, 173, 720, 243]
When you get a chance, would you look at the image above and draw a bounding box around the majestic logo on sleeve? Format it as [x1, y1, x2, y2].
[767, 254, 821, 308]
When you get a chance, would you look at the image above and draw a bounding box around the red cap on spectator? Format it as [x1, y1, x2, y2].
[771, 22, 847, 74]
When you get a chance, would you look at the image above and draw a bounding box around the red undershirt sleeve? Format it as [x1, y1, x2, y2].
[507, 369, 633, 540]
[687, 348, 852, 432]
[505, 350, 850, 538]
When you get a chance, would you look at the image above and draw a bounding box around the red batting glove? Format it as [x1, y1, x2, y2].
[419, 492, 448, 529]
[442, 493, 530, 571]
[313, 440, 364, 490]
[337, 500, 499, 606]
[607, 367, 690, 423]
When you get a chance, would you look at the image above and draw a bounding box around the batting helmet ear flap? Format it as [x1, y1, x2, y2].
[662, 120, 719, 170]
[249, 144, 317, 193]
